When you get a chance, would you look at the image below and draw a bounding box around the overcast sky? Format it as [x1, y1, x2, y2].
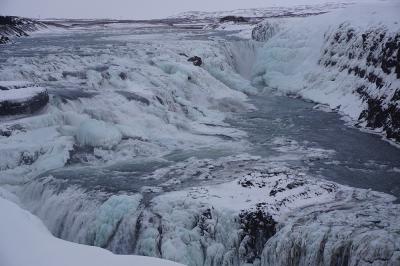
[0, 0, 346, 19]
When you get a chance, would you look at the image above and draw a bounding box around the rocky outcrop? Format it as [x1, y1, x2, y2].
[0, 16, 46, 44]
[188, 56, 203, 66]
[238, 209, 276, 264]
[251, 20, 284, 42]
[0, 82, 49, 115]
[219, 16, 248, 23]
[0, 35, 10, 44]
[319, 23, 400, 141]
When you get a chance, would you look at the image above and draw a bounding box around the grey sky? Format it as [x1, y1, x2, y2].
[1, 0, 340, 19]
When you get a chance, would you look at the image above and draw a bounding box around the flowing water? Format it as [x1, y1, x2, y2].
[230, 92, 400, 199]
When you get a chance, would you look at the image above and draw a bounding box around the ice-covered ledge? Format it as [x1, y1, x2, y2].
[0, 81, 49, 116]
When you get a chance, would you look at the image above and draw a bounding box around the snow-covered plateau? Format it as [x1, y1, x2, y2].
[1, 1, 400, 266]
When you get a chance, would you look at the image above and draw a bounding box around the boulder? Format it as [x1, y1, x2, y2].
[188, 56, 203, 66]
[0, 86, 49, 116]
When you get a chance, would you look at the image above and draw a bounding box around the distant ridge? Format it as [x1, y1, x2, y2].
[168, 2, 353, 20]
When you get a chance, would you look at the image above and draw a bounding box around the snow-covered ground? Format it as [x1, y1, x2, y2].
[1, 1, 400, 266]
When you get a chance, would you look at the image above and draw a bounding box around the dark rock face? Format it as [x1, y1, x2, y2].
[219, 16, 249, 23]
[319, 23, 400, 141]
[188, 56, 203, 66]
[0, 35, 10, 44]
[0, 88, 49, 116]
[238, 209, 277, 263]
[252, 20, 282, 42]
[0, 16, 46, 44]
[119, 72, 128, 80]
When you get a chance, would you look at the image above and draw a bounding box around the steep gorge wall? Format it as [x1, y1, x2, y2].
[251, 11, 400, 143]
[320, 23, 400, 141]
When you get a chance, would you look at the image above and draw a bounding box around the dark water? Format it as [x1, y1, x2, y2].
[229, 90, 400, 198]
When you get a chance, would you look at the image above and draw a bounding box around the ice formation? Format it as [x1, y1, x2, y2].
[15, 154, 399, 265]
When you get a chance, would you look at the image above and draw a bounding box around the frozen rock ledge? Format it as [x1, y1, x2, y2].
[0, 81, 49, 116]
